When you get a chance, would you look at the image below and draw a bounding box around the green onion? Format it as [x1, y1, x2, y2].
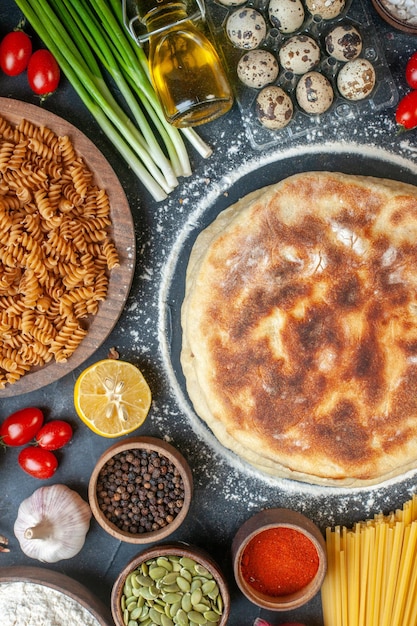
[14, 0, 212, 201]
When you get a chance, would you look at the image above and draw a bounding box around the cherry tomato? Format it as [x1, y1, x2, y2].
[0, 407, 44, 447]
[0, 31, 32, 76]
[406, 52, 417, 89]
[18, 447, 58, 479]
[35, 420, 73, 450]
[395, 90, 417, 130]
[27, 49, 60, 95]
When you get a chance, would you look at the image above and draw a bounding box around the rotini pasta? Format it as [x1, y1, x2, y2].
[0, 113, 120, 388]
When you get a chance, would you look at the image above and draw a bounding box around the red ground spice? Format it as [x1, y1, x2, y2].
[240, 526, 319, 597]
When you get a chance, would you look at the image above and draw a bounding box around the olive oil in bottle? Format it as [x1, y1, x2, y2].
[136, 0, 233, 127]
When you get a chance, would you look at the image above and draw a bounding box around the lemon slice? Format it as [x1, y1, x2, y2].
[74, 359, 152, 437]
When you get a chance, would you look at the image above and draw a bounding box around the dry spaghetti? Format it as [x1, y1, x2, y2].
[321, 494, 417, 626]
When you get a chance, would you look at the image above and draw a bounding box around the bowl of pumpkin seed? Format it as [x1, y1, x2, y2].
[111, 542, 230, 626]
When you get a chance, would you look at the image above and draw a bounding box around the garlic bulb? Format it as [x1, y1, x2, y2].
[14, 484, 91, 563]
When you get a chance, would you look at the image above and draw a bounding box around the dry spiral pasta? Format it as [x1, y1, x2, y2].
[0, 113, 120, 388]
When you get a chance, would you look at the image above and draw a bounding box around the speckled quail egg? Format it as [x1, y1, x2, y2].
[217, 0, 246, 6]
[255, 85, 294, 129]
[337, 58, 376, 101]
[279, 35, 321, 75]
[325, 24, 363, 61]
[296, 71, 334, 114]
[237, 49, 279, 89]
[305, 0, 345, 19]
[226, 8, 267, 50]
[268, 0, 305, 33]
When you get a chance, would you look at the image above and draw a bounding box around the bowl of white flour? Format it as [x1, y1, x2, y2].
[0, 566, 113, 626]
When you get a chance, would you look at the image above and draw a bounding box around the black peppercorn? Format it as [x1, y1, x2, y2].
[96, 448, 186, 535]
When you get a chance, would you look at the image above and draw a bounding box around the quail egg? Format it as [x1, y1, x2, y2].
[279, 35, 321, 75]
[325, 24, 363, 61]
[296, 71, 334, 114]
[226, 8, 267, 50]
[255, 85, 294, 129]
[337, 58, 376, 101]
[305, 0, 345, 19]
[237, 49, 279, 89]
[268, 0, 305, 33]
[217, 0, 246, 6]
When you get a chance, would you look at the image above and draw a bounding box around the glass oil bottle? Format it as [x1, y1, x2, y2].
[129, 0, 233, 127]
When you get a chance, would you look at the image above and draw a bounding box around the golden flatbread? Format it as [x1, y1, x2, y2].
[181, 171, 417, 487]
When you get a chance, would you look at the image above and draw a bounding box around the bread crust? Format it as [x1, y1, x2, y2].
[181, 172, 417, 487]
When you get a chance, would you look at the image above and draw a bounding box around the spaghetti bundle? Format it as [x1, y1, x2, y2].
[322, 494, 417, 626]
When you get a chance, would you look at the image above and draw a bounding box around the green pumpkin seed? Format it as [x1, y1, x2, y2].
[127, 600, 138, 612]
[139, 607, 150, 621]
[180, 568, 193, 583]
[136, 574, 154, 587]
[123, 608, 130, 625]
[139, 586, 158, 601]
[157, 557, 173, 571]
[181, 592, 192, 613]
[201, 581, 216, 595]
[162, 572, 179, 586]
[130, 607, 143, 620]
[194, 565, 211, 578]
[190, 580, 202, 592]
[191, 589, 202, 606]
[177, 576, 191, 593]
[188, 610, 207, 624]
[203, 611, 220, 623]
[179, 557, 197, 572]
[161, 583, 180, 593]
[207, 584, 219, 600]
[169, 601, 181, 618]
[160, 615, 174, 626]
[175, 609, 189, 626]
[193, 603, 211, 613]
[161, 592, 182, 604]
[149, 608, 163, 625]
[149, 566, 168, 581]
[128, 620, 138, 626]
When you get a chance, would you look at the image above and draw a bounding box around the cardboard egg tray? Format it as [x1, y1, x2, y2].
[206, 0, 398, 149]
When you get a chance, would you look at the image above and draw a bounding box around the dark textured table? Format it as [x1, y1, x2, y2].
[1, 2, 417, 625]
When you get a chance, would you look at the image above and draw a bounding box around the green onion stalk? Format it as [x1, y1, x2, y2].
[14, 0, 212, 201]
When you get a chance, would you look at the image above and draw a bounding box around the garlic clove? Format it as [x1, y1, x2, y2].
[14, 484, 92, 563]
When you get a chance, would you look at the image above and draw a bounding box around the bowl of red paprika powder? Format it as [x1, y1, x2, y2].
[231, 508, 327, 611]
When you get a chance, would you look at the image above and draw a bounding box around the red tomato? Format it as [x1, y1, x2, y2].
[406, 52, 417, 89]
[0, 31, 32, 76]
[395, 90, 417, 130]
[35, 420, 73, 450]
[0, 407, 44, 447]
[18, 447, 58, 479]
[27, 49, 60, 95]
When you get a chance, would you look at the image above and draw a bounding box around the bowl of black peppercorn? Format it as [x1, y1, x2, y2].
[88, 436, 193, 543]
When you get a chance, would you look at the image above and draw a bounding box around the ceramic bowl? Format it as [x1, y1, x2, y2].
[231, 508, 327, 611]
[88, 436, 193, 544]
[0, 566, 113, 626]
[111, 542, 230, 626]
[370, 0, 417, 34]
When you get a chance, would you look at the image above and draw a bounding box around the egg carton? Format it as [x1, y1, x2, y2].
[205, 0, 399, 150]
